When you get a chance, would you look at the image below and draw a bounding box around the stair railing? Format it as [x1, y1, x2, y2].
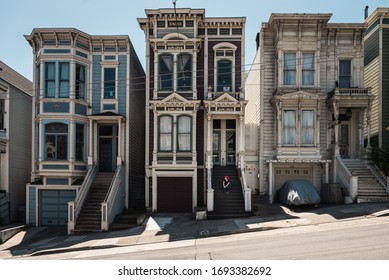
[101, 165, 125, 231]
[239, 156, 252, 211]
[335, 156, 358, 200]
[67, 164, 98, 234]
[366, 162, 389, 193]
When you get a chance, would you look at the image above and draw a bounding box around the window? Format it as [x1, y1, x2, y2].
[339, 60, 351, 88]
[45, 123, 68, 160]
[45, 62, 70, 98]
[283, 53, 296, 85]
[104, 68, 116, 99]
[158, 54, 173, 91]
[302, 53, 315, 86]
[0, 99, 4, 130]
[177, 54, 192, 91]
[301, 110, 314, 145]
[159, 116, 172, 151]
[75, 124, 84, 161]
[177, 116, 191, 151]
[217, 60, 232, 92]
[283, 110, 296, 145]
[59, 62, 70, 97]
[45, 62, 56, 97]
[76, 64, 86, 100]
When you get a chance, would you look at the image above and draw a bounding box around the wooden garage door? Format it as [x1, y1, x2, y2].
[40, 190, 76, 226]
[157, 177, 192, 213]
[274, 167, 312, 193]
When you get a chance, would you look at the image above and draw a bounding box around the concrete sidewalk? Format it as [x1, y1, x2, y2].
[1, 202, 389, 259]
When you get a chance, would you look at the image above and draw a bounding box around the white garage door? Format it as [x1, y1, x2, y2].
[274, 166, 313, 193]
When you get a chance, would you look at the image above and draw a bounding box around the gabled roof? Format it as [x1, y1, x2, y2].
[0, 61, 32, 96]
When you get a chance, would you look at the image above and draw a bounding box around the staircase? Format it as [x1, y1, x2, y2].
[342, 159, 389, 203]
[207, 165, 252, 219]
[73, 172, 114, 233]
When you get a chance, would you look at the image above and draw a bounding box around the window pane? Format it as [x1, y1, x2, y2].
[283, 110, 296, 145]
[59, 63, 70, 97]
[159, 116, 172, 151]
[57, 135, 68, 160]
[159, 55, 173, 91]
[104, 68, 116, 99]
[339, 60, 351, 88]
[302, 53, 314, 85]
[302, 110, 314, 145]
[45, 62, 56, 97]
[76, 64, 86, 100]
[45, 135, 56, 160]
[217, 60, 232, 92]
[45, 123, 68, 160]
[177, 54, 192, 91]
[283, 53, 296, 85]
[178, 116, 191, 152]
[159, 135, 172, 151]
[159, 116, 172, 133]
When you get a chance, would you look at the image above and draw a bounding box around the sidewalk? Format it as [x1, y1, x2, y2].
[1, 202, 389, 259]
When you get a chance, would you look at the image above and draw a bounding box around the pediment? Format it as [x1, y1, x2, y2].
[273, 90, 320, 100]
[161, 92, 188, 103]
[214, 93, 238, 103]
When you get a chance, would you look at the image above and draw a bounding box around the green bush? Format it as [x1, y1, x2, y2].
[367, 146, 389, 175]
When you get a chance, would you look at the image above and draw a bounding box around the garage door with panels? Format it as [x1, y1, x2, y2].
[274, 166, 313, 193]
[157, 177, 192, 213]
[40, 190, 76, 226]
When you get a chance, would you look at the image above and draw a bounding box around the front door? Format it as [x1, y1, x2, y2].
[99, 138, 112, 172]
[340, 123, 349, 158]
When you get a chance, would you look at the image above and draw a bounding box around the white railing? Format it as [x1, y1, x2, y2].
[239, 156, 252, 211]
[101, 165, 124, 231]
[335, 156, 358, 200]
[67, 165, 97, 234]
[367, 162, 389, 193]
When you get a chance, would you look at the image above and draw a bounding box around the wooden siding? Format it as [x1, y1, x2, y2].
[382, 29, 389, 146]
[117, 55, 127, 116]
[149, 45, 154, 100]
[365, 30, 379, 66]
[364, 57, 380, 139]
[9, 86, 32, 222]
[92, 55, 102, 115]
[28, 187, 36, 226]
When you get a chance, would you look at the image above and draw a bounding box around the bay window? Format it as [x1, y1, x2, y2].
[217, 60, 232, 92]
[59, 62, 70, 97]
[282, 110, 316, 146]
[44, 62, 70, 98]
[45, 62, 56, 97]
[158, 54, 173, 91]
[177, 54, 192, 91]
[283, 110, 296, 145]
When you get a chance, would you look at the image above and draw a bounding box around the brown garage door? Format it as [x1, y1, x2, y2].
[157, 177, 192, 212]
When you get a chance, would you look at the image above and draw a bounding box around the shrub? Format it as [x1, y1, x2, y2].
[367, 146, 389, 175]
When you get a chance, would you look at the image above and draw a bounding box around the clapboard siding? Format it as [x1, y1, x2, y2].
[364, 57, 380, 139]
[382, 29, 389, 146]
[365, 30, 379, 66]
[9, 86, 32, 221]
[92, 55, 102, 115]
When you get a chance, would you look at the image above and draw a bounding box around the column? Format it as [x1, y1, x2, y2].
[173, 54, 178, 92]
[192, 51, 197, 99]
[269, 161, 273, 203]
[117, 119, 122, 165]
[192, 111, 197, 163]
[88, 119, 93, 165]
[206, 113, 214, 211]
[153, 110, 158, 164]
[173, 115, 177, 164]
[153, 50, 158, 99]
[69, 120, 75, 169]
[366, 101, 372, 148]
[333, 102, 340, 156]
[93, 121, 98, 164]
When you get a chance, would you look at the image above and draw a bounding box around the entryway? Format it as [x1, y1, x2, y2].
[212, 119, 236, 166]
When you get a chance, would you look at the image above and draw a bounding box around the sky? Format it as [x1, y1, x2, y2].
[1, 0, 388, 81]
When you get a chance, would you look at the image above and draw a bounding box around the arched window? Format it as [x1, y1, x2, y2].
[159, 116, 173, 151]
[158, 54, 173, 91]
[177, 54, 192, 91]
[213, 43, 237, 93]
[45, 122, 68, 160]
[177, 115, 192, 152]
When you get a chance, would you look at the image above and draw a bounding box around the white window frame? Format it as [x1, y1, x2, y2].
[337, 58, 353, 88]
[100, 61, 119, 113]
[281, 108, 316, 147]
[213, 42, 237, 93]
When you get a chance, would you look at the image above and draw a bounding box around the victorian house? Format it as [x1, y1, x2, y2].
[25, 28, 145, 233]
[0, 61, 32, 225]
[246, 13, 388, 203]
[364, 7, 389, 148]
[138, 8, 251, 217]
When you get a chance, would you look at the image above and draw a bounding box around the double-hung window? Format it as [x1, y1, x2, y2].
[217, 60, 232, 92]
[159, 54, 173, 91]
[159, 116, 173, 151]
[59, 63, 70, 97]
[45, 123, 68, 160]
[76, 64, 86, 100]
[301, 110, 314, 145]
[177, 54, 192, 91]
[45, 62, 56, 97]
[302, 53, 315, 86]
[283, 110, 296, 145]
[177, 115, 191, 151]
[75, 123, 85, 161]
[104, 68, 116, 99]
[283, 53, 296, 86]
[339, 60, 351, 88]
